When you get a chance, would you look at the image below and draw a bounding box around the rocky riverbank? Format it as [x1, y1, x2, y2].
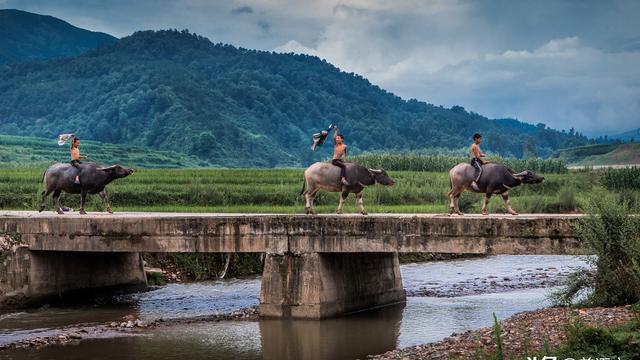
[0, 306, 259, 350]
[407, 265, 575, 297]
[370, 306, 637, 359]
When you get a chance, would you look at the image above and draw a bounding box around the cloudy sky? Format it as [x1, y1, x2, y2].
[3, 0, 640, 135]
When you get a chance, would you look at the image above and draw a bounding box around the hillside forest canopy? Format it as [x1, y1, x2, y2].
[0, 29, 593, 167]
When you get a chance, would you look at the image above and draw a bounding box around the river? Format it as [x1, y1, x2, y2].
[0, 255, 589, 360]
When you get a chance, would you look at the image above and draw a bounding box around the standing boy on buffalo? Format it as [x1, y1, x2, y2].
[70, 136, 87, 185]
[332, 126, 350, 186]
[470, 133, 488, 191]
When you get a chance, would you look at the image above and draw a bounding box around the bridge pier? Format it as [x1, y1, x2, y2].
[260, 252, 406, 319]
[0, 246, 147, 307]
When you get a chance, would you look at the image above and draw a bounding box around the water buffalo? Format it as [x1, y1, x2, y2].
[448, 163, 544, 215]
[39, 163, 134, 215]
[300, 162, 395, 215]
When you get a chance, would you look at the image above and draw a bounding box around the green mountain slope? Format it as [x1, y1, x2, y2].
[0, 9, 117, 64]
[0, 135, 209, 168]
[553, 143, 640, 166]
[610, 128, 640, 142]
[0, 29, 590, 167]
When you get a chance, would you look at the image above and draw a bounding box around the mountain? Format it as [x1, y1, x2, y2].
[609, 128, 640, 142]
[0, 9, 117, 64]
[0, 29, 590, 167]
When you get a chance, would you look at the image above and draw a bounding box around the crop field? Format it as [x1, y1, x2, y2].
[1, 165, 637, 214]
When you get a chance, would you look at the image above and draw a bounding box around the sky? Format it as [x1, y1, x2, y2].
[3, 0, 640, 135]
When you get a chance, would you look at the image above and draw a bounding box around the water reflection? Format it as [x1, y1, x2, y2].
[260, 303, 404, 360]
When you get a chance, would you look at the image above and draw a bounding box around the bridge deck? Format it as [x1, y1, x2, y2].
[0, 211, 584, 255]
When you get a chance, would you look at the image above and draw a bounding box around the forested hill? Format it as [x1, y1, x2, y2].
[0, 29, 590, 167]
[0, 9, 117, 64]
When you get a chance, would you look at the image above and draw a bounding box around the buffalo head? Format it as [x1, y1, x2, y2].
[513, 170, 544, 184]
[369, 168, 396, 186]
[99, 165, 135, 178]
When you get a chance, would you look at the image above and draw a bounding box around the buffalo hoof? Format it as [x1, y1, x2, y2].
[79, 209, 87, 215]
[456, 211, 464, 216]
[56, 208, 64, 215]
[38, 206, 45, 213]
[304, 207, 316, 215]
[360, 211, 368, 216]
[106, 207, 114, 214]
[336, 210, 344, 215]
[510, 212, 519, 216]
[482, 211, 488, 216]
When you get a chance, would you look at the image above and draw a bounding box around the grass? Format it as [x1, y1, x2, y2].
[483, 314, 640, 360]
[0, 167, 620, 214]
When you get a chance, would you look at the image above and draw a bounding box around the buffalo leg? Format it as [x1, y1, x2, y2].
[39, 189, 53, 212]
[448, 192, 456, 214]
[454, 194, 463, 215]
[356, 191, 367, 215]
[337, 190, 349, 214]
[481, 194, 492, 215]
[305, 189, 319, 215]
[53, 190, 64, 215]
[502, 192, 518, 215]
[79, 190, 88, 215]
[449, 187, 464, 215]
[99, 190, 113, 213]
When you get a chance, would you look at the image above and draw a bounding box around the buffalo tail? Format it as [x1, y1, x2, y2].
[299, 175, 306, 196]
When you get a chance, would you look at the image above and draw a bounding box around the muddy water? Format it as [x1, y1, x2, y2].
[0, 255, 589, 360]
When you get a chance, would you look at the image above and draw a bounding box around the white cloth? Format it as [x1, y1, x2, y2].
[57, 133, 75, 146]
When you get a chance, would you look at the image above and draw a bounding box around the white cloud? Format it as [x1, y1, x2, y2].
[271, 4, 640, 134]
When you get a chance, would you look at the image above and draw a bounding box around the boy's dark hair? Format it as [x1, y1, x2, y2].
[473, 133, 482, 140]
[336, 134, 344, 140]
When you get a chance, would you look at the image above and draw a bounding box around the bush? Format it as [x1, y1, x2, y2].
[550, 322, 640, 360]
[554, 192, 640, 306]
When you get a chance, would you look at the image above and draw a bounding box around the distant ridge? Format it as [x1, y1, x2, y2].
[610, 128, 640, 142]
[0, 9, 117, 64]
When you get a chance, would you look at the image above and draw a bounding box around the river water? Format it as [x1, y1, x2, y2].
[0, 255, 589, 360]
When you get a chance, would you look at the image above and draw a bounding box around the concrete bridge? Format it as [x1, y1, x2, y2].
[0, 211, 584, 318]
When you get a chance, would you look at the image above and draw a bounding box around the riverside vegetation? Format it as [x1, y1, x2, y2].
[475, 192, 640, 360]
[472, 181, 640, 359]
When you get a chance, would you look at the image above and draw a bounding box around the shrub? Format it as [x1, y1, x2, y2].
[554, 192, 640, 306]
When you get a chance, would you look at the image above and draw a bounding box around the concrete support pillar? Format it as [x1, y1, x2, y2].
[259, 252, 406, 319]
[1, 248, 147, 308]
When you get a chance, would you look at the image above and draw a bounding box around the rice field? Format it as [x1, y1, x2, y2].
[0, 166, 627, 214]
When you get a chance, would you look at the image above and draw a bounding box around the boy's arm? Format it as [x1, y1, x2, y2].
[333, 126, 339, 141]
